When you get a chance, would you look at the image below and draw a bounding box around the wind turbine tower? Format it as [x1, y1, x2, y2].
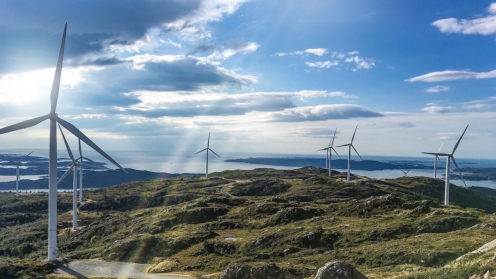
[426, 143, 443, 179]
[194, 132, 220, 179]
[15, 151, 33, 195]
[317, 128, 340, 177]
[422, 125, 468, 205]
[337, 125, 363, 182]
[58, 125, 79, 230]
[0, 24, 126, 260]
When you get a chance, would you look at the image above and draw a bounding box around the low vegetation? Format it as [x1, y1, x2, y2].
[1, 167, 496, 278]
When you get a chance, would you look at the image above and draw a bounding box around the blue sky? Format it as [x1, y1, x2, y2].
[0, 0, 495, 159]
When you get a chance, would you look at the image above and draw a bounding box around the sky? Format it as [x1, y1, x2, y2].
[0, 0, 495, 160]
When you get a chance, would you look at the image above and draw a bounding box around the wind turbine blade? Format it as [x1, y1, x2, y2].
[437, 143, 444, 153]
[422, 152, 449, 156]
[79, 138, 82, 158]
[0, 114, 49, 135]
[401, 170, 406, 175]
[56, 116, 127, 173]
[331, 128, 337, 147]
[50, 23, 67, 114]
[331, 147, 341, 159]
[436, 155, 441, 162]
[317, 147, 329, 151]
[58, 125, 76, 164]
[351, 145, 363, 160]
[209, 148, 221, 158]
[80, 162, 106, 169]
[82, 156, 96, 163]
[451, 157, 467, 187]
[57, 163, 75, 185]
[452, 125, 469, 154]
[336, 144, 349, 148]
[17, 151, 34, 164]
[351, 125, 358, 144]
[406, 170, 410, 175]
[207, 132, 210, 148]
[194, 148, 208, 155]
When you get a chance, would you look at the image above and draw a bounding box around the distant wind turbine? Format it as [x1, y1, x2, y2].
[77, 139, 100, 202]
[317, 128, 340, 177]
[337, 125, 363, 182]
[401, 170, 410, 177]
[194, 132, 220, 179]
[425, 143, 443, 178]
[0, 24, 126, 261]
[15, 151, 33, 195]
[422, 125, 468, 205]
[58, 125, 79, 230]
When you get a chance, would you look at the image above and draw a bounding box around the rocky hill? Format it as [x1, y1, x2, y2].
[1, 167, 496, 278]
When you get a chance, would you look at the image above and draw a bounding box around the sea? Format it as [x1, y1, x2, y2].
[1, 149, 495, 190]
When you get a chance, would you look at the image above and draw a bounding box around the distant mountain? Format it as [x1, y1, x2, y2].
[225, 157, 433, 170]
[0, 169, 199, 191]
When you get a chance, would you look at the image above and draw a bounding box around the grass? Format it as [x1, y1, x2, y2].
[2, 168, 496, 278]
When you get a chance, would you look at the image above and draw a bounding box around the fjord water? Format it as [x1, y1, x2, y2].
[1, 149, 495, 189]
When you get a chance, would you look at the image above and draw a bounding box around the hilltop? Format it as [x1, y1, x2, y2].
[1, 167, 496, 278]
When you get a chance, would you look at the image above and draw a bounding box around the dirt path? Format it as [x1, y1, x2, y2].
[54, 260, 192, 279]
[219, 179, 250, 197]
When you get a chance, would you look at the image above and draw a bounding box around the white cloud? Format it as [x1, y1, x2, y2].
[265, 104, 383, 122]
[421, 105, 454, 114]
[162, 38, 183, 48]
[345, 56, 375, 69]
[407, 69, 496, 82]
[207, 42, 259, 60]
[305, 48, 328, 56]
[463, 96, 496, 110]
[348, 51, 359, 55]
[163, 0, 250, 40]
[425, 86, 450, 93]
[331, 52, 345, 59]
[490, 3, 496, 13]
[275, 48, 328, 57]
[432, 3, 496, 35]
[305, 61, 339, 69]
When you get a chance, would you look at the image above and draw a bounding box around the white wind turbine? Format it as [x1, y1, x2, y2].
[432, 143, 443, 179]
[317, 128, 340, 177]
[77, 139, 100, 202]
[15, 151, 33, 195]
[336, 125, 363, 182]
[0, 24, 126, 260]
[58, 125, 79, 230]
[422, 125, 468, 205]
[194, 132, 220, 179]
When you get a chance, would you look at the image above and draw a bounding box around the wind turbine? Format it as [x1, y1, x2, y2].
[336, 125, 363, 182]
[424, 143, 443, 178]
[422, 125, 468, 205]
[401, 170, 410, 177]
[0, 24, 126, 260]
[58, 125, 78, 230]
[317, 128, 340, 177]
[15, 151, 33, 195]
[194, 132, 220, 179]
[433, 143, 443, 179]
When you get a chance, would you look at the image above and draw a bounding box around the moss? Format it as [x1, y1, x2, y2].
[2, 167, 496, 278]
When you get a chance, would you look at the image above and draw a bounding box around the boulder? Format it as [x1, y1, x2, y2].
[314, 261, 367, 279]
[220, 263, 293, 279]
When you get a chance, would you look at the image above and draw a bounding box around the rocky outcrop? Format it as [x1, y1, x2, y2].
[220, 263, 293, 279]
[268, 207, 324, 225]
[470, 270, 496, 279]
[314, 261, 367, 279]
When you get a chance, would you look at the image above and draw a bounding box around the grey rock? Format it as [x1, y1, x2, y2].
[314, 261, 367, 279]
